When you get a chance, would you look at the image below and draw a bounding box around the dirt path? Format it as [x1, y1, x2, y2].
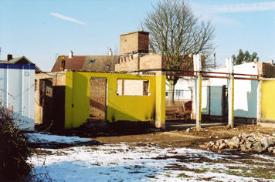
[96, 125, 275, 148]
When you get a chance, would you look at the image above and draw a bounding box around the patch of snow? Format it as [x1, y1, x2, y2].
[253, 154, 275, 162]
[29, 143, 275, 182]
[25, 133, 91, 144]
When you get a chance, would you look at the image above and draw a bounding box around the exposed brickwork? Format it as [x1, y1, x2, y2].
[90, 78, 107, 121]
[120, 31, 149, 55]
[35, 72, 66, 124]
[115, 54, 163, 72]
[139, 54, 163, 70]
[258, 62, 275, 78]
[115, 56, 139, 72]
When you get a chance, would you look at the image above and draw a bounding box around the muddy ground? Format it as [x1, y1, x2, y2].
[95, 123, 274, 148]
[30, 123, 275, 181]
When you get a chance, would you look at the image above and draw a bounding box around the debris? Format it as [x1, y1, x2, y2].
[201, 133, 275, 154]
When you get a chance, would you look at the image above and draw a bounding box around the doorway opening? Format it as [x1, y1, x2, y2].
[89, 77, 107, 121]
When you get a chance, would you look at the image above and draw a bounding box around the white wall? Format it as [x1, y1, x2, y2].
[166, 77, 193, 101]
[202, 62, 258, 118]
[0, 64, 35, 130]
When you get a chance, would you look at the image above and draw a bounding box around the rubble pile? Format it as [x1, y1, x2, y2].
[200, 133, 275, 154]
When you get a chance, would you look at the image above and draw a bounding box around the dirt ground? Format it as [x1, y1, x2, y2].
[96, 124, 275, 148]
[30, 123, 275, 181]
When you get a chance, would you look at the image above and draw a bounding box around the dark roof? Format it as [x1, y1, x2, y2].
[51, 55, 119, 72]
[0, 56, 41, 73]
[120, 31, 149, 36]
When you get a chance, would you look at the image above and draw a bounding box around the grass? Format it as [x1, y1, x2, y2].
[226, 166, 275, 179]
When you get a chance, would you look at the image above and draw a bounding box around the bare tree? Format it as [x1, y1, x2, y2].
[142, 0, 214, 103]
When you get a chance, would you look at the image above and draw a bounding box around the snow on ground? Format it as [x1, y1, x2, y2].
[29, 142, 275, 182]
[26, 133, 91, 144]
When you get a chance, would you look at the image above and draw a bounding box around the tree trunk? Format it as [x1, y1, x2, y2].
[168, 80, 175, 105]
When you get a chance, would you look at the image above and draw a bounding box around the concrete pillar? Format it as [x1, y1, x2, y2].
[257, 79, 262, 124]
[191, 78, 196, 120]
[196, 74, 202, 130]
[193, 54, 202, 131]
[226, 58, 234, 128]
[155, 71, 166, 129]
[228, 74, 234, 128]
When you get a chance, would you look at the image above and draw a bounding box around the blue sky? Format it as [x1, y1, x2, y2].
[0, 0, 275, 71]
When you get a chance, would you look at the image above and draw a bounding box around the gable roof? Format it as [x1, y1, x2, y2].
[51, 55, 119, 72]
[0, 56, 41, 72]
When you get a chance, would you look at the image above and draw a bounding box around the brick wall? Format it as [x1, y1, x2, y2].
[139, 54, 162, 70]
[120, 31, 149, 55]
[115, 54, 163, 72]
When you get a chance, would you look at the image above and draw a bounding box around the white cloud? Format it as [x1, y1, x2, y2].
[50, 12, 86, 25]
[191, 1, 275, 26]
[215, 1, 275, 13]
[191, 3, 240, 26]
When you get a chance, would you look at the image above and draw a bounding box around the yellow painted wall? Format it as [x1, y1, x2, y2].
[261, 80, 275, 121]
[65, 71, 165, 128]
[155, 73, 166, 128]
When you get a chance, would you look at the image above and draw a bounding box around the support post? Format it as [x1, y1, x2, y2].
[191, 79, 196, 120]
[193, 54, 202, 131]
[196, 73, 202, 130]
[155, 71, 166, 129]
[256, 79, 262, 124]
[226, 58, 234, 128]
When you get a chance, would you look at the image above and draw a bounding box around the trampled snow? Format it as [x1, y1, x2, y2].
[26, 132, 91, 144]
[29, 141, 275, 182]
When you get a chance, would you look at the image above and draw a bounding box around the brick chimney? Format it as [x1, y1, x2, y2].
[120, 31, 149, 55]
[7, 54, 13, 61]
[69, 51, 73, 59]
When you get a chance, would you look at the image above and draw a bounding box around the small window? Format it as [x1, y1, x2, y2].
[117, 79, 149, 96]
[89, 59, 96, 63]
[35, 79, 37, 91]
[61, 60, 66, 71]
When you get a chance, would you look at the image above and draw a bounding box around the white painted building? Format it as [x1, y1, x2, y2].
[165, 77, 193, 101]
[167, 62, 259, 119]
[202, 62, 259, 118]
[0, 64, 35, 130]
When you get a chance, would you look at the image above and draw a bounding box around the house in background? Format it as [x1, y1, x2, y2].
[0, 54, 36, 130]
[51, 51, 119, 72]
[0, 54, 41, 73]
